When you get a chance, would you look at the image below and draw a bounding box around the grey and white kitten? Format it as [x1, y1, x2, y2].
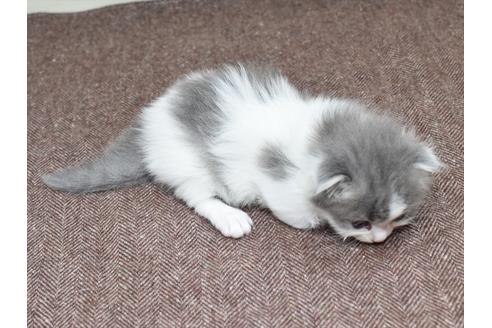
[43, 63, 441, 243]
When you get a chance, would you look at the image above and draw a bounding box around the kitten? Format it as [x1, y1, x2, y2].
[43, 63, 441, 243]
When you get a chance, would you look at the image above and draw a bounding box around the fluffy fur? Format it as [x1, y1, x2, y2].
[43, 63, 441, 243]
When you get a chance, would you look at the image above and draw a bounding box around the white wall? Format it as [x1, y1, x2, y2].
[28, 0, 151, 14]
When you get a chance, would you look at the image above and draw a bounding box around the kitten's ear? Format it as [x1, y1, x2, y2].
[315, 174, 351, 199]
[414, 145, 443, 173]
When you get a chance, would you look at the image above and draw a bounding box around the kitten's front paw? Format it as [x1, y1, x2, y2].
[213, 209, 253, 239]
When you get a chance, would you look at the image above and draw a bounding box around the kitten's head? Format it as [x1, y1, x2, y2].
[310, 105, 441, 243]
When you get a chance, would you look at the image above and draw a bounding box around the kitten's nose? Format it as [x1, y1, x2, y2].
[371, 224, 393, 243]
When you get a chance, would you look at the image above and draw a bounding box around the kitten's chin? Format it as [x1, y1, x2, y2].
[353, 234, 377, 244]
[352, 230, 392, 244]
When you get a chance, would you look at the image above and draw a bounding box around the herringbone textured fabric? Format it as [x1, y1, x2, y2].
[27, 0, 463, 327]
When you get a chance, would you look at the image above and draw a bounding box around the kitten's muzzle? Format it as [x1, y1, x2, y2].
[355, 223, 394, 243]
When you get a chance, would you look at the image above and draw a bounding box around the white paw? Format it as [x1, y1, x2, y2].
[212, 209, 253, 239]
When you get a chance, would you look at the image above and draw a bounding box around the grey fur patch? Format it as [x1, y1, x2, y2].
[258, 143, 297, 180]
[172, 63, 286, 144]
[170, 71, 226, 184]
[43, 127, 150, 193]
[171, 63, 288, 183]
[172, 73, 224, 142]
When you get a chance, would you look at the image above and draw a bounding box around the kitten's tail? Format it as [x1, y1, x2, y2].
[42, 127, 151, 193]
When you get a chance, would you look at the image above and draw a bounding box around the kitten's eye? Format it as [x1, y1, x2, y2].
[393, 214, 406, 222]
[352, 220, 372, 230]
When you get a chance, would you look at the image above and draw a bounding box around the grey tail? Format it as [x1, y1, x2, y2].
[42, 127, 151, 193]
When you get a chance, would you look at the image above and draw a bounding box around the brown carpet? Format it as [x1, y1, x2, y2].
[27, 0, 463, 327]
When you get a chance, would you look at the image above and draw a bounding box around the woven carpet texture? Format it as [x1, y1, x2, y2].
[27, 0, 463, 327]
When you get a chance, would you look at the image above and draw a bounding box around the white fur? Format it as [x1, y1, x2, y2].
[370, 224, 393, 243]
[415, 145, 442, 172]
[138, 67, 337, 237]
[389, 193, 407, 219]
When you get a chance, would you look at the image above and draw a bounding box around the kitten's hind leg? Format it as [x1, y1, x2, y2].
[193, 198, 253, 238]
